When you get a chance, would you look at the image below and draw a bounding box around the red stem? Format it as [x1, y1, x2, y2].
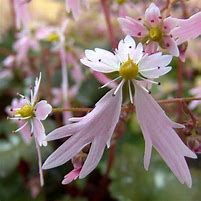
[101, 0, 117, 49]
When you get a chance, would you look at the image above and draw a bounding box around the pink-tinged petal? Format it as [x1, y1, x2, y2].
[163, 36, 179, 57]
[171, 12, 201, 45]
[144, 42, 158, 54]
[144, 3, 161, 27]
[33, 118, 47, 147]
[62, 167, 81, 184]
[163, 17, 178, 33]
[43, 87, 122, 172]
[133, 82, 197, 187]
[79, 134, 106, 179]
[93, 71, 117, 88]
[18, 120, 32, 144]
[35, 100, 52, 120]
[118, 17, 148, 37]
[66, 0, 80, 20]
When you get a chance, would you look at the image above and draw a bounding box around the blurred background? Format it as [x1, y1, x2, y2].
[0, 0, 201, 201]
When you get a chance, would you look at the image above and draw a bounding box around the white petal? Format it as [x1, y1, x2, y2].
[35, 100, 52, 120]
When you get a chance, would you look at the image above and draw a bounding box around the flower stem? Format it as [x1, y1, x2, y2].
[52, 96, 201, 113]
[35, 139, 44, 187]
[101, 0, 117, 49]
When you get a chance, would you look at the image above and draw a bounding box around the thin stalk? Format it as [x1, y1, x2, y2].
[101, 0, 117, 49]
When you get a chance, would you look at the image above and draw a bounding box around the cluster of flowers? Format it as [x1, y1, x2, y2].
[6, 0, 201, 188]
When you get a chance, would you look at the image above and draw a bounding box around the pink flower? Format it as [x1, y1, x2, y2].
[80, 35, 197, 187]
[65, 0, 88, 20]
[13, 0, 30, 30]
[42, 88, 122, 181]
[14, 31, 40, 65]
[118, 3, 201, 60]
[8, 73, 52, 147]
[6, 98, 32, 144]
[134, 81, 196, 188]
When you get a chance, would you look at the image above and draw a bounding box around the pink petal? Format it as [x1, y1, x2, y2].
[93, 71, 117, 88]
[18, 120, 32, 144]
[133, 81, 196, 188]
[144, 41, 158, 54]
[35, 100, 52, 120]
[144, 3, 161, 27]
[171, 12, 201, 45]
[163, 36, 179, 57]
[33, 118, 47, 147]
[66, 0, 80, 20]
[118, 17, 148, 37]
[163, 17, 178, 33]
[62, 167, 81, 184]
[43, 88, 122, 173]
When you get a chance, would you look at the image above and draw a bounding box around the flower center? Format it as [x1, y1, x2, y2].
[119, 57, 139, 80]
[47, 33, 60, 42]
[16, 104, 34, 118]
[149, 27, 163, 41]
[117, 0, 126, 5]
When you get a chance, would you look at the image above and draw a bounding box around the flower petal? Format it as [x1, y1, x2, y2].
[163, 36, 179, 57]
[133, 82, 197, 187]
[35, 100, 52, 120]
[33, 118, 47, 147]
[81, 48, 120, 73]
[118, 17, 148, 37]
[62, 167, 81, 184]
[116, 35, 141, 63]
[145, 3, 161, 27]
[171, 12, 201, 45]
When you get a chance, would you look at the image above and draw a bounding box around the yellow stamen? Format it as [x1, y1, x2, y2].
[119, 57, 139, 80]
[116, 0, 126, 5]
[149, 27, 163, 41]
[16, 104, 34, 118]
[47, 33, 60, 42]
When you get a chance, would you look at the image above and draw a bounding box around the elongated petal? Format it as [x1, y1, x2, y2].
[43, 133, 91, 169]
[171, 12, 201, 45]
[133, 82, 197, 187]
[79, 135, 106, 179]
[31, 73, 41, 105]
[35, 100, 52, 120]
[145, 3, 161, 27]
[33, 118, 47, 146]
[46, 123, 83, 141]
[43, 87, 122, 175]
[118, 17, 148, 37]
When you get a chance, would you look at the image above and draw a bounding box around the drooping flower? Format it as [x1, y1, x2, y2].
[65, 0, 89, 20]
[80, 35, 197, 187]
[8, 73, 52, 147]
[118, 3, 201, 60]
[42, 87, 122, 182]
